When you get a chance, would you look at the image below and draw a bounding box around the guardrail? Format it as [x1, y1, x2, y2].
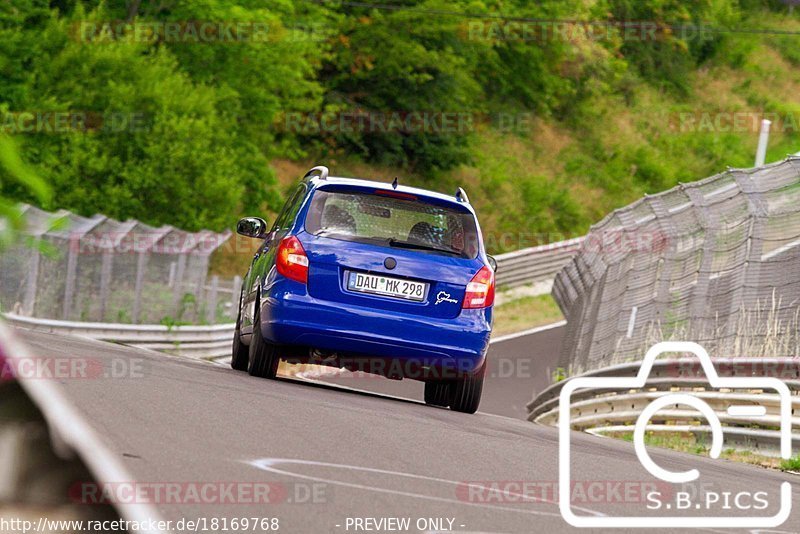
[1, 236, 583, 360]
[494, 237, 583, 290]
[527, 358, 800, 457]
[3, 313, 235, 360]
[0, 320, 167, 532]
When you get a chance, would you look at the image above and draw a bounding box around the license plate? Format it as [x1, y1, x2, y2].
[346, 271, 428, 302]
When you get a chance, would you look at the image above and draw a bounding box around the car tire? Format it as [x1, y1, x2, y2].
[424, 381, 452, 407]
[449, 361, 485, 414]
[230, 304, 249, 371]
[247, 304, 280, 379]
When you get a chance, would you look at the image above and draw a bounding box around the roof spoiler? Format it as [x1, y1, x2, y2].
[304, 165, 329, 181]
[455, 187, 470, 204]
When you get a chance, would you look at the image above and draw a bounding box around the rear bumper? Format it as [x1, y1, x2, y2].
[259, 283, 492, 377]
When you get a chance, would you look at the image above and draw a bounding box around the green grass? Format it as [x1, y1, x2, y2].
[253, 12, 800, 261]
[492, 293, 564, 336]
[780, 456, 800, 472]
[608, 430, 789, 471]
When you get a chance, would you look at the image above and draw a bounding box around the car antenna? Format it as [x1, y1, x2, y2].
[392, 177, 399, 189]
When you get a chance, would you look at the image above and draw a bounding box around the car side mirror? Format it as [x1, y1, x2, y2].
[236, 217, 268, 239]
[487, 255, 498, 272]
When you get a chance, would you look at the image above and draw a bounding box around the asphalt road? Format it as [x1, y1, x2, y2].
[304, 325, 566, 420]
[14, 327, 800, 534]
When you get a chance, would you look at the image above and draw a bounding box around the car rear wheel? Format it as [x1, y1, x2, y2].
[231, 304, 249, 371]
[247, 304, 280, 379]
[424, 380, 452, 407]
[449, 361, 485, 414]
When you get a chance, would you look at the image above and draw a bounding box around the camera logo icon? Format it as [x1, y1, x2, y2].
[558, 341, 792, 528]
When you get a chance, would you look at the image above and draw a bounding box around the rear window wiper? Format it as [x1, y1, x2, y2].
[388, 238, 461, 256]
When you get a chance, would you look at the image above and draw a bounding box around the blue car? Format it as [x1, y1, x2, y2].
[231, 166, 495, 413]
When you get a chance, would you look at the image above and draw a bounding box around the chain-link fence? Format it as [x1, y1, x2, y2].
[553, 156, 800, 375]
[0, 204, 239, 324]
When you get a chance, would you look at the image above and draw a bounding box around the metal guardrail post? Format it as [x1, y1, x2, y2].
[171, 255, 187, 317]
[22, 239, 39, 316]
[206, 275, 219, 325]
[98, 249, 113, 321]
[62, 243, 78, 320]
[755, 119, 771, 167]
[132, 251, 147, 324]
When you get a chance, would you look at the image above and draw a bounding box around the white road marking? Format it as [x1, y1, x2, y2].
[248, 457, 604, 519]
[490, 321, 566, 345]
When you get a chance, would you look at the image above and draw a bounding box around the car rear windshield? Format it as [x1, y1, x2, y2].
[305, 189, 480, 259]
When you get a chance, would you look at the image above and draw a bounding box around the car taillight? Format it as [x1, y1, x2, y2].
[463, 265, 495, 309]
[276, 236, 309, 284]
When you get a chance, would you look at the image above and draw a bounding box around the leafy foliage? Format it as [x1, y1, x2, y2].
[1, 0, 799, 244]
[0, 133, 51, 249]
